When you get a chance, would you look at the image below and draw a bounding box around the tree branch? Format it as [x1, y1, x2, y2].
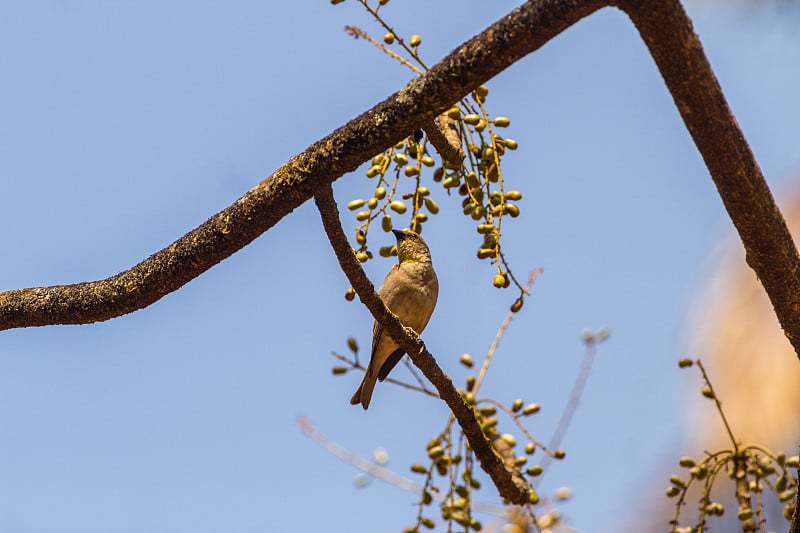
[613, 0, 800, 360]
[0, 0, 605, 330]
[313, 185, 531, 504]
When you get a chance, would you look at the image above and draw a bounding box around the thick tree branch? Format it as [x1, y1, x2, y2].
[614, 0, 800, 360]
[313, 185, 531, 504]
[0, 0, 604, 330]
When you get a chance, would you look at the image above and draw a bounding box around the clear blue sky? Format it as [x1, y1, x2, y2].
[1, 2, 799, 532]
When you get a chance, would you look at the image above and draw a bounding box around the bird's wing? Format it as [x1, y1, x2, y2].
[377, 348, 406, 381]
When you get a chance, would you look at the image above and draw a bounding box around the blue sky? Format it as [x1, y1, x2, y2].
[1, 2, 799, 532]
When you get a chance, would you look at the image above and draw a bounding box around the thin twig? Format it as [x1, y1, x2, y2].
[696, 359, 739, 450]
[332, 351, 439, 398]
[536, 332, 602, 483]
[296, 415, 510, 516]
[344, 25, 423, 75]
[474, 269, 542, 393]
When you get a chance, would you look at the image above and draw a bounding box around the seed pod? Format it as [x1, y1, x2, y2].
[373, 187, 387, 200]
[405, 165, 419, 177]
[443, 176, 460, 189]
[669, 475, 686, 488]
[456, 376, 471, 394]
[554, 449, 566, 459]
[527, 490, 540, 504]
[463, 114, 480, 125]
[679, 457, 695, 468]
[465, 171, 480, 188]
[332, 366, 348, 375]
[355, 211, 370, 222]
[409, 34, 421, 46]
[367, 198, 378, 210]
[421, 490, 433, 506]
[381, 214, 392, 232]
[474, 85, 489, 99]
[523, 403, 541, 416]
[493, 116, 510, 127]
[379, 245, 394, 257]
[505, 190, 522, 201]
[510, 297, 523, 313]
[666, 486, 680, 498]
[493, 274, 506, 288]
[348, 199, 366, 210]
[355, 252, 369, 263]
[383, 32, 395, 44]
[446, 107, 461, 120]
[514, 456, 527, 467]
[356, 232, 366, 246]
[344, 337, 359, 353]
[428, 446, 445, 460]
[505, 203, 520, 217]
[420, 517, 434, 529]
[410, 464, 428, 474]
[395, 140, 405, 149]
[526, 465, 543, 476]
[690, 465, 707, 480]
[475, 119, 486, 132]
[366, 165, 381, 178]
[525, 442, 535, 455]
[417, 186, 430, 196]
[344, 287, 356, 301]
[421, 155, 435, 167]
[501, 434, 516, 447]
[393, 153, 408, 166]
[678, 358, 694, 368]
[477, 224, 494, 234]
[390, 201, 407, 214]
[504, 138, 518, 150]
[459, 354, 474, 368]
[479, 405, 496, 416]
[477, 247, 497, 260]
[701, 387, 714, 399]
[482, 147, 495, 160]
[433, 167, 444, 182]
[415, 213, 428, 223]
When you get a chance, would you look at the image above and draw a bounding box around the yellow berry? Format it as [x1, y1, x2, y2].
[347, 199, 366, 210]
[389, 201, 407, 214]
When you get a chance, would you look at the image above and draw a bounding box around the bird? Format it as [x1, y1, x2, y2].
[350, 228, 439, 410]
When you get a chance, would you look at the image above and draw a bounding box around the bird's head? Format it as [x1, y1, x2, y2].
[392, 229, 432, 264]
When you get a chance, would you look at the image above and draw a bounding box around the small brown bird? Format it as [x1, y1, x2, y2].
[350, 229, 439, 410]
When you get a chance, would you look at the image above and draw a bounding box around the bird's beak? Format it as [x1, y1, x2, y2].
[391, 229, 406, 241]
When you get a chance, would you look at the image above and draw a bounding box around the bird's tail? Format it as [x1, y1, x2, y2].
[350, 369, 378, 410]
